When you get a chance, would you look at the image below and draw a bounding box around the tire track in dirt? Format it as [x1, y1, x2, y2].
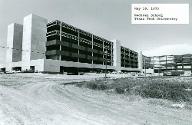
[0, 74, 192, 125]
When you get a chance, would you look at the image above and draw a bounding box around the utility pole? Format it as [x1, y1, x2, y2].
[158, 56, 160, 76]
[190, 56, 192, 75]
[144, 57, 146, 77]
[104, 50, 108, 82]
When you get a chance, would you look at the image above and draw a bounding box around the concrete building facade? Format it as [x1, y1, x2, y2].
[22, 14, 47, 71]
[120, 46, 138, 68]
[6, 23, 23, 71]
[3, 14, 142, 74]
[143, 54, 192, 75]
[45, 20, 114, 73]
[112, 40, 121, 71]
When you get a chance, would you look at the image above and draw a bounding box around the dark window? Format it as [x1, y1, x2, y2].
[79, 33, 92, 41]
[62, 27, 78, 36]
[47, 25, 60, 32]
[47, 35, 60, 41]
[47, 45, 60, 51]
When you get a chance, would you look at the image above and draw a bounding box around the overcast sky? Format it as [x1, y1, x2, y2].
[0, 0, 191, 65]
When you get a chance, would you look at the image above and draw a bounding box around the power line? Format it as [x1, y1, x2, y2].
[0, 45, 46, 55]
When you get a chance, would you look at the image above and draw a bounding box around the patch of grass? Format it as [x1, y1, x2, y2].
[75, 77, 192, 102]
[137, 82, 192, 102]
[115, 87, 125, 94]
[77, 80, 108, 90]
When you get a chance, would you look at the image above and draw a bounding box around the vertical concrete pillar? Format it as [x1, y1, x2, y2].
[182, 55, 184, 70]
[138, 51, 143, 72]
[111, 42, 113, 66]
[103, 39, 105, 65]
[166, 55, 167, 70]
[22, 14, 47, 71]
[112, 39, 121, 72]
[6, 23, 23, 71]
[91, 34, 94, 72]
[78, 30, 80, 63]
[59, 22, 62, 61]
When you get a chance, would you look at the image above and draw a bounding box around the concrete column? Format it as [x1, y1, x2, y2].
[165, 56, 167, 70]
[60, 22, 62, 41]
[103, 39, 105, 65]
[138, 51, 143, 72]
[78, 30, 80, 62]
[112, 39, 121, 72]
[111, 42, 113, 66]
[182, 56, 184, 70]
[91, 34, 94, 72]
[22, 14, 47, 71]
[59, 21, 62, 60]
[6, 23, 23, 71]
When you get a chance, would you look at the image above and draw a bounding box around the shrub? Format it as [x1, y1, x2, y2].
[86, 82, 98, 90]
[75, 77, 192, 102]
[97, 84, 108, 90]
[115, 87, 125, 94]
[137, 82, 192, 102]
[80, 81, 108, 90]
[76, 83, 83, 87]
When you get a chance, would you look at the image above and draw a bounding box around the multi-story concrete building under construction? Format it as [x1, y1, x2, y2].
[2, 14, 142, 74]
[143, 54, 192, 75]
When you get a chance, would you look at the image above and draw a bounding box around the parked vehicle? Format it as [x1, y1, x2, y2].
[163, 70, 184, 76]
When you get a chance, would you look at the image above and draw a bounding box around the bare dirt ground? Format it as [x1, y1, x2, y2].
[0, 73, 192, 125]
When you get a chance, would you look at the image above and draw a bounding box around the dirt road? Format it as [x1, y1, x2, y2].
[0, 73, 191, 125]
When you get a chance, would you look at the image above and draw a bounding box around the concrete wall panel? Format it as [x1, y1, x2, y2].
[30, 59, 45, 72]
[112, 39, 121, 71]
[31, 14, 47, 60]
[22, 15, 32, 70]
[22, 14, 47, 71]
[6, 23, 23, 71]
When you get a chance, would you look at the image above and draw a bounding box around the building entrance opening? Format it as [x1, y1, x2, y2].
[30, 66, 35, 73]
[12, 67, 21, 71]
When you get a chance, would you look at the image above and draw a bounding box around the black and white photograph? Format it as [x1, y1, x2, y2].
[0, 0, 192, 125]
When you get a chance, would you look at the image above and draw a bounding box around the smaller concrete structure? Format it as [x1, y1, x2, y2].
[138, 51, 143, 71]
[6, 23, 23, 71]
[112, 39, 121, 72]
[143, 54, 192, 74]
[22, 14, 47, 71]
